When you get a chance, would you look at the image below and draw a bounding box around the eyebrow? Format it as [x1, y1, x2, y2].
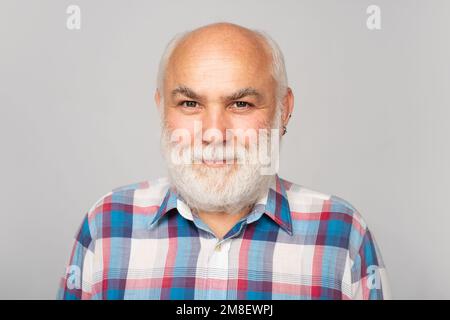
[225, 87, 263, 102]
[171, 85, 201, 100]
[170, 85, 264, 102]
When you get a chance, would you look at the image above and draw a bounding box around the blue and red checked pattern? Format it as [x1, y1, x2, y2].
[57, 175, 391, 299]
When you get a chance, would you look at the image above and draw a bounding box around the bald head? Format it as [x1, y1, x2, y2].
[157, 22, 288, 103]
[168, 23, 273, 76]
[174, 22, 271, 51]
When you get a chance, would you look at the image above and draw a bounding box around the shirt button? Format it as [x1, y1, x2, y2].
[215, 243, 222, 252]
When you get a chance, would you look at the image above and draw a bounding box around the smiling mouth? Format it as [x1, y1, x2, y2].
[202, 159, 236, 167]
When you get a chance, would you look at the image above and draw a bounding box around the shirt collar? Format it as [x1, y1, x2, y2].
[148, 174, 293, 236]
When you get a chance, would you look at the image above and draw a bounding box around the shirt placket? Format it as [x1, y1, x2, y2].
[205, 238, 232, 299]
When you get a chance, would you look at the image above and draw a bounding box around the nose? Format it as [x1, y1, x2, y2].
[200, 106, 230, 144]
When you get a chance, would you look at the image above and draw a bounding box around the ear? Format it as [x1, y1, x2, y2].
[281, 87, 294, 126]
[154, 89, 161, 107]
[154, 89, 163, 115]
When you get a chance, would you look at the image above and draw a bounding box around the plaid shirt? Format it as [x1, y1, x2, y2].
[57, 174, 390, 300]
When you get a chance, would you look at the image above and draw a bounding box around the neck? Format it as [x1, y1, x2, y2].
[195, 205, 253, 240]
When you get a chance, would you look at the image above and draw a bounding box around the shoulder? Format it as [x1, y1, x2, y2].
[282, 177, 367, 226]
[82, 177, 171, 239]
[281, 177, 370, 251]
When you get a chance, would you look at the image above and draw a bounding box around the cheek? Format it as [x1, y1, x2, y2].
[229, 118, 260, 130]
[229, 112, 273, 131]
[227, 116, 273, 147]
[164, 110, 195, 131]
[164, 115, 198, 146]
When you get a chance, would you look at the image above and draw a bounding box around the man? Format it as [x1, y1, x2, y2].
[58, 22, 391, 299]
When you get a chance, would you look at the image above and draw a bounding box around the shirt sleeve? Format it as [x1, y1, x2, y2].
[350, 228, 392, 299]
[57, 212, 96, 300]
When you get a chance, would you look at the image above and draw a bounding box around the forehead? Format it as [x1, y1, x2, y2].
[164, 34, 274, 96]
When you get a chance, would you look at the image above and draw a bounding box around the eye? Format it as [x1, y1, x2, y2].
[232, 101, 254, 109]
[178, 100, 198, 108]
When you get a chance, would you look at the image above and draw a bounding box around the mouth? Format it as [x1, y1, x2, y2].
[201, 159, 236, 167]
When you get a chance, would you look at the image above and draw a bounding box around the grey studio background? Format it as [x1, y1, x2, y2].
[1, 0, 449, 299]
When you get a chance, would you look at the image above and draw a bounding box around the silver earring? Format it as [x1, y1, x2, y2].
[282, 125, 287, 135]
